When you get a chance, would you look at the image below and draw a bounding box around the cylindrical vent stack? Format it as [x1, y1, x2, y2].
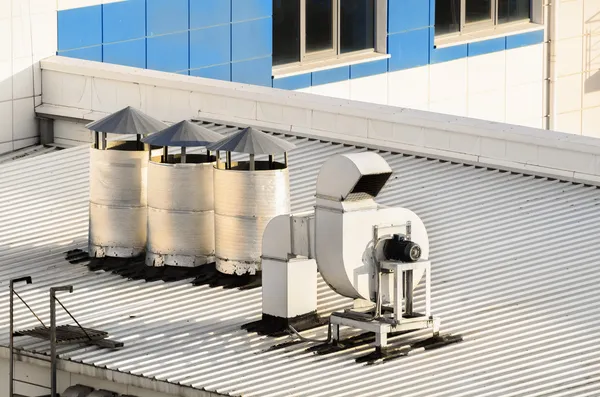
[146, 155, 215, 266]
[89, 143, 148, 257]
[214, 161, 290, 275]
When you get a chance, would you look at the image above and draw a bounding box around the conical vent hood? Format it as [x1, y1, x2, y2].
[86, 106, 167, 135]
[207, 127, 296, 154]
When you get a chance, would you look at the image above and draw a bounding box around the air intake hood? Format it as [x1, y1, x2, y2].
[316, 152, 392, 202]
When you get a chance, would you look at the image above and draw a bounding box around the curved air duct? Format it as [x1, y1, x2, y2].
[314, 153, 430, 300]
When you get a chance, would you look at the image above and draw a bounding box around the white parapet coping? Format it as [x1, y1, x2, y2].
[0, 346, 220, 397]
[39, 56, 600, 186]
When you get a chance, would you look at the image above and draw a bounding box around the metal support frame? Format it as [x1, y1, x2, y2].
[181, 146, 187, 164]
[9, 277, 32, 397]
[9, 281, 122, 396]
[330, 260, 438, 350]
[329, 223, 439, 350]
[50, 286, 73, 397]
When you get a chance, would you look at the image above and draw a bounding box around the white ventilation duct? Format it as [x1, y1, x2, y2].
[87, 106, 167, 258]
[89, 142, 148, 258]
[214, 161, 290, 275]
[261, 152, 432, 334]
[314, 152, 428, 301]
[146, 155, 215, 267]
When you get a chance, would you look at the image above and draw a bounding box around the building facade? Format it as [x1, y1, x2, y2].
[0, 0, 598, 154]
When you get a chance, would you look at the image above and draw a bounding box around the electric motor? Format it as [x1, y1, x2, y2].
[382, 234, 422, 262]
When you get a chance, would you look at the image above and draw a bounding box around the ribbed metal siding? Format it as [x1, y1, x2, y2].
[1, 129, 600, 397]
[146, 160, 215, 266]
[213, 165, 291, 275]
[89, 147, 148, 257]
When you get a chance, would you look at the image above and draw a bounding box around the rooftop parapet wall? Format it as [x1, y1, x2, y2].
[39, 56, 600, 186]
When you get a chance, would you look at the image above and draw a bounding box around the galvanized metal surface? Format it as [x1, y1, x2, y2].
[1, 126, 600, 396]
[142, 120, 222, 147]
[213, 163, 291, 275]
[86, 106, 167, 135]
[89, 147, 148, 257]
[314, 152, 428, 300]
[15, 324, 107, 345]
[0, 145, 61, 164]
[207, 126, 296, 155]
[146, 160, 215, 267]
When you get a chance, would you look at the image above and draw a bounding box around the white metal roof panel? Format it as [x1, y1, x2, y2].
[1, 126, 600, 397]
[0, 145, 62, 164]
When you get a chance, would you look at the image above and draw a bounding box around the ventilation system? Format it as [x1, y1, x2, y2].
[143, 120, 222, 267]
[86, 107, 167, 258]
[258, 152, 442, 354]
[88, 146, 149, 258]
[208, 127, 295, 276]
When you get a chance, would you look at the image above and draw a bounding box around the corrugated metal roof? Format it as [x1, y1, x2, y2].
[1, 123, 600, 397]
[0, 145, 62, 164]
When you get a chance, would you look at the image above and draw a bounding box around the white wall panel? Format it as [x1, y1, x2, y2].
[429, 96, 468, 117]
[545, 0, 600, 136]
[311, 80, 351, 100]
[0, 101, 12, 143]
[430, 58, 468, 103]
[13, 136, 38, 149]
[387, 65, 429, 108]
[0, 0, 10, 20]
[0, 18, 12, 103]
[506, 44, 544, 87]
[0, 67, 12, 102]
[350, 73, 387, 105]
[554, 36, 584, 77]
[12, 16, 32, 60]
[556, 110, 582, 134]
[12, 97, 37, 140]
[468, 90, 506, 122]
[44, 71, 92, 110]
[31, 11, 58, 62]
[516, 116, 544, 129]
[0, 0, 55, 153]
[12, 56, 33, 99]
[582, 107, 600, 138]
[506, 80, 544, 124]
[468, 51, 506, 94]
[557, 0, 584, 40]
[0, 18, 10, 62]
[583, 77, 600, 109]
[54, 119, 92, 147]
[30, 0, 56, 15]
[555, 74, 583, 114]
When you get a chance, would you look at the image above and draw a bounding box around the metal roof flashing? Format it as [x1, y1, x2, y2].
[2, 123, 600, 397]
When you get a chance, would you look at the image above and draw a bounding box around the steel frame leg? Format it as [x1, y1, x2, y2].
[9, 277, 32, 397]
[50, 286, 73, 397]
[332, 324, 340, 344]
[375, 331, 388, 349]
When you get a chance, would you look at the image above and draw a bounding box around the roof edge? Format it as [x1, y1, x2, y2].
[0, 346, 225, 397]
[39, 56, 600, 186]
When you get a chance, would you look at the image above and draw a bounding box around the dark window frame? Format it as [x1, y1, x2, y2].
[273, 0, 381, 68]
[435, 0, 532, 38]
